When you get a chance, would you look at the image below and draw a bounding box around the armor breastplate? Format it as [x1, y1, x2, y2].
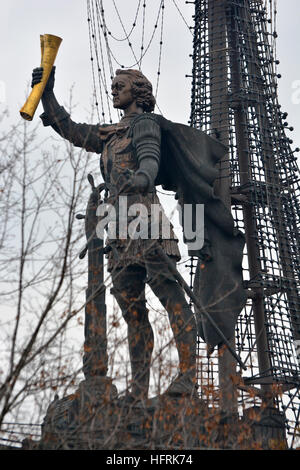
[101, 124, 137, 193]
[99, 117, 181, 269]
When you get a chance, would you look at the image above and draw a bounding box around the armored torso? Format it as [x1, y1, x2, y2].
[99, 113, 181, 270]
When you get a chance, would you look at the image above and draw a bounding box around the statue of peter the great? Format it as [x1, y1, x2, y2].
[31, 65, 246, 402]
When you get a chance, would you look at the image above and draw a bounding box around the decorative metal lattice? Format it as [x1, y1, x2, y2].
[189, 0, 300, 447]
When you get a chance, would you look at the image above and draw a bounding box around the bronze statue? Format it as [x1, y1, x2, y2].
[31, 65, 246, 402]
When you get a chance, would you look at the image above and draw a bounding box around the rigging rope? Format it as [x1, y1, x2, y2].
[109, 0, 142, 42]
[111, 0, 140, 65]
[171, 0, 193, 35]
[96, 0, 164, 70]
[97, 1, 115, 80]
[87, 0, 113, 122]
[87, 0, 102, 122]
[87, 0, 169, 119]
[139, 1, 147, 69]
[154, 0, 165, 100]
[95, 0, 114, 122]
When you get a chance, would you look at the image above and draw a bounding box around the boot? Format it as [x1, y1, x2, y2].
[111, 285, 154, 401]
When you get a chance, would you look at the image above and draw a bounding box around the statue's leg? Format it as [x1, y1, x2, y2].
[146, 255, 197, 395]
[111, 264, 154, 401]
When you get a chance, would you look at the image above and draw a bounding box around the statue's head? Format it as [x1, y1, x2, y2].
[112, 69, 156, 113]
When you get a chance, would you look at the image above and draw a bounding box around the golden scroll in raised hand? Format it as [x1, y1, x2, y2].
[20, 34, 62, 121]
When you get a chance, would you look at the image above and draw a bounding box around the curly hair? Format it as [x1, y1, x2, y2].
[115, 69, 156, 113]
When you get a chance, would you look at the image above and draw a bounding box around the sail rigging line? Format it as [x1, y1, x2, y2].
[154, 0, 165, 100]
[171, 0, 193, 36]
[94, 0, 114, 122]
[139, 1, 147, 69]
[90, 0, 110, 122]
[87, 0, 102, 122]
[96, 0, 115, 81]
[107, 0, 142, 42]
[88, 2, 111, 122]
[88, 0, 114, 123]
[110, 0, 140, 66]
[94, 0, 165, 70]
[109, 0, 165, 105]
[87, 0, 167, 117]
[96, 0, 121, 119]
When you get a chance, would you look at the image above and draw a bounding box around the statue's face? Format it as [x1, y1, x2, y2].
[111, 75, 135, 110]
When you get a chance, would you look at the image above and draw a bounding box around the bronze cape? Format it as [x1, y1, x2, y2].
[129, 114, 246, 348]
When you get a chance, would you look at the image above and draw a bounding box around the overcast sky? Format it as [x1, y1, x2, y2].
[0, 0, 300, 145]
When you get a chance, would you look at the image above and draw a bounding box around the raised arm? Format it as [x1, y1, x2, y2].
[32, 66, 102, 154]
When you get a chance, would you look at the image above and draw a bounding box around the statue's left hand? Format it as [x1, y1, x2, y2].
[125, 172, 149, 193]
